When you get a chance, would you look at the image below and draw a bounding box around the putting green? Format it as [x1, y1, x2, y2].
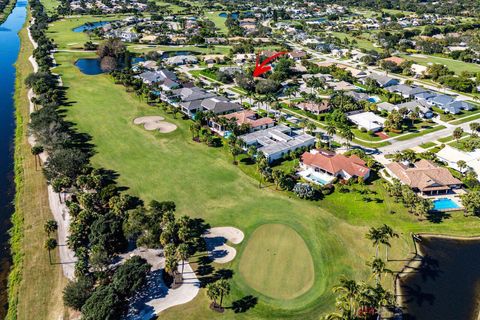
[239, 224, 315, 300]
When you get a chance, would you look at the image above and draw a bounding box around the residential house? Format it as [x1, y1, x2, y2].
[345, 91, 370, 102]
[386, 84, 427, 99]
[239, 125, 315, 163]
[288, 51, 307, 61]
[327, 80, 358, 91]
[362, 73, 399, 88]
[201, 96, 243, 115]
[299, 149, 371, 184]
[209, 110, 274, 136]
[347, 112, 386, 132]
[165, 55, 198, 65]
[427, 94, 455, 108]
[136, 69, 177, 85]
[385, 159, 462, 195]
[395, 100, 434, 118]
[381, 56, 406, 65]
[443, 100, 474, 114]
[297, 101, 330, 114]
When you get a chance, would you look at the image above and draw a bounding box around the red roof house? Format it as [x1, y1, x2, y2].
[300, 149, 371, 180]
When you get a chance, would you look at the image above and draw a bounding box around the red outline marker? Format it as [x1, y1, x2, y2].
[253, 51, 289, 77]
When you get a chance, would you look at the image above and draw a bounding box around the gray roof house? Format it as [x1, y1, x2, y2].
[239, 125, 315, 163]
[442, 101, 475, 114]
[363, 73, 399, 87]
[137, 69, 177, 85]
[165, 55, 198, 65]
[345, 91, 370, 102]
[201, 96, 243, 115]
[428, 94, 455, 107]
[172, 87, 216, 102]
[413, 91, 437, 101]
[395, 100, 433, 118]
[386, 84, 427, 98]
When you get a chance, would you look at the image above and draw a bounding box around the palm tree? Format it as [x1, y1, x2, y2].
[272, 169, 285, 190]
[44, 219, 58, 236]
[31, 145, 44, 170]
[45, 238, 57, 264]
[176, 243, 190, 276]
[326, 124, 337, 149]
[365, 227, 383, 258]
[206, 282, 220, 308]
[341, 127, 354, 150]
[453, 127, 464, 143]
[457, 160, 467, 173]
[332, 277, 359, 318]
[165, 256, 179, 285]
[379, 224, 398, 261]
[367, 257, 393, 284]
[217, 279, 230, 307]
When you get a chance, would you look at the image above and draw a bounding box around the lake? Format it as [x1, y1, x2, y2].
[0, 0, 27, 316]
[399, 236, 480, 320]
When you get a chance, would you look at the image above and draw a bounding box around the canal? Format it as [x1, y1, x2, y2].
[0, 0, 27, 316]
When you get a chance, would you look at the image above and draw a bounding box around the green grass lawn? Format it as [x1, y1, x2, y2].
[204, 11, 228, 34]
[399, 54, 480, 75]
[155, 0, 186, 13]
[239, 224, 314, 300]
[419, 142, 436, 149]
[40, 0, 59, 14]
[329, 31, 381, 52]
[50, 34, 480, 318]
[395, 125, 446, 141]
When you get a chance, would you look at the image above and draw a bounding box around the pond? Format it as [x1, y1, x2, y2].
[75, 58, 104, 75]
[75, 56, 146, 75]
[72, 21, 111, 32]
[399, 236, 480, 320]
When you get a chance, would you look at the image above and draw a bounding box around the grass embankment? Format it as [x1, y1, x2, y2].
[6, 15, 66, 320]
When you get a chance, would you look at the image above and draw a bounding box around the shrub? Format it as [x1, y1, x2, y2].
[293, 183, 317, 200]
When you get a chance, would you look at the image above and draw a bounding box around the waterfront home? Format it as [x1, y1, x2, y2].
[209, 110, 274, 136]
[299, 149, 370, 185]
[385, 159, 462, 196]
[347, 112, 386, 132]
[239, 125, 315, 163]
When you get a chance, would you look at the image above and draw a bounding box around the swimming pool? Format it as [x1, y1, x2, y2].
[368, 96, 381, 103]
[306, 173, 330, 185]
[433, 198, 460, 211]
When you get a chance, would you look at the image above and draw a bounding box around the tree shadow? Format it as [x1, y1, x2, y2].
[425, 210, 451, 223]
[230, 295, 258, 313]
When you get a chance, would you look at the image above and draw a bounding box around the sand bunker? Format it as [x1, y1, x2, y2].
[134, 116, 177, 133]
[203, 227, 244, 264]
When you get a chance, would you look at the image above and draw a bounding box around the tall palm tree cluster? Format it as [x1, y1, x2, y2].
[325, 225, 398, 319]
[383, 179, 433, 218]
